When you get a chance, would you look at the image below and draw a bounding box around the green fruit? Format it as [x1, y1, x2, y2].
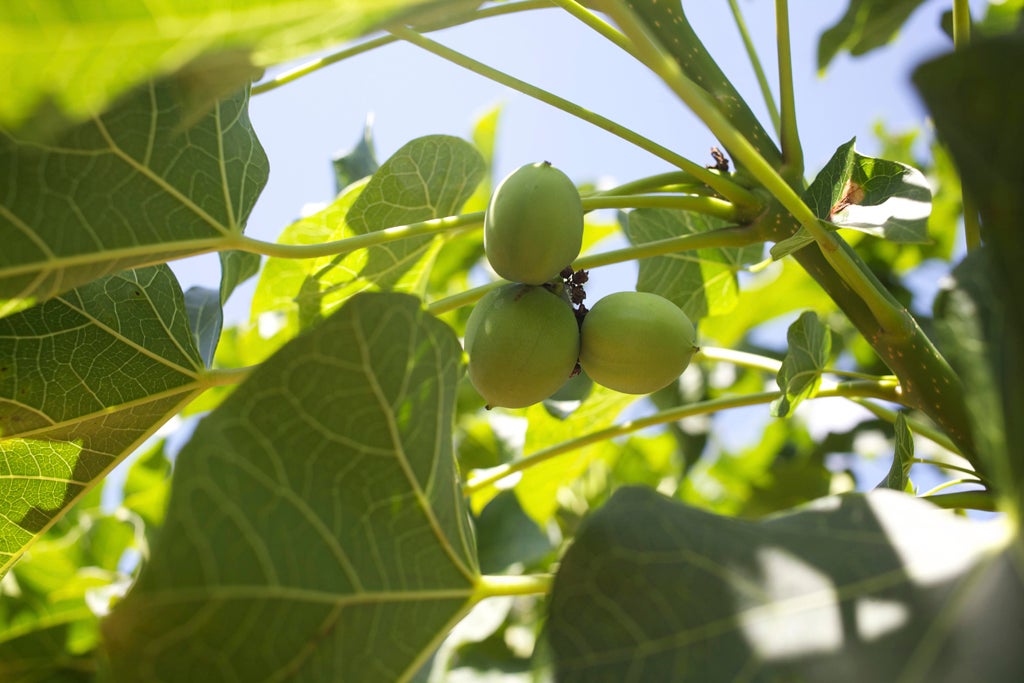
[580, 291, 696, 395]
[484, 161, 584, 285]
[466, 284, 580, 408]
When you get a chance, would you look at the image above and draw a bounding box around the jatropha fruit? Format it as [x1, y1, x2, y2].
[579, 291, 697, 395]
[484, 161, 584, 285]
[465, 283, 580, 409]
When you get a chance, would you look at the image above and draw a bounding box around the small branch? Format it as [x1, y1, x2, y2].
[912, 457, 982, 481]
[474, 574, 554, 599]
[572, 224, 761, 270]
[919, 478, 986, 498]
[849, 399, 962, 456]
[695, 345, 782, 374]
[583, 194, 739, 221]
[251, 0, 553, 95]
[592, 171, 708, 196]
[727, 0, 781, 135]
[234, 212, 484, 260]
[775, 0, 803, 180]
[387, 25, 763, 212]
[199, 365, 255, 388]
[464, 391, 784, 495]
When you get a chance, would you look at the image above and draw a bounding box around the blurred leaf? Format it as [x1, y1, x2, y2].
[184, 287, 223, 368]
[818, 0, 928, 72]
[0, 81, 267, 316]
[549, 486, 1021, 682]
[626, 209, 761, 320]
[121, 439, 173, 530]
[771, 139, 931, 259]
[103, 292, 479, 682]
[475, 491, 552, 574]
[333, 116, 379, 193]
[877, 413, 914, 492]
[0, 0, 457, 131]
[771, 311, 831, 417]
[917, 36, 1024, 517]
[0, 266, 204, 577]
[679, 419, 832, 517]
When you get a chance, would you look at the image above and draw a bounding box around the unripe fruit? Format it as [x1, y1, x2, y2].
[465, 284, 581, 408]
[580, 291, 696, 395]
[484, 162, 584, 285]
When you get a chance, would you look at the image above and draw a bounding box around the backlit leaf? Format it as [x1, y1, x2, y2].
[0, 81, 267, 316]
[0, 266, 205, 576]
[818, 0, 929, 72]
[103, 292, 479, 682]
[549, 486, 1020, 682]
[771, 311, 831, 417]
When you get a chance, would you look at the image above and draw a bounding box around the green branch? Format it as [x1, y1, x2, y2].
[474, 574, 553, 599]
[727, 0, 781, 135]
[593, 171, 708, 195]
[251, 0, 553, 95]
[464, 380, 897, 495]
[427, 224, 762, 315]
[387, 25, 762, 213]
[775, 0, 803, 180]
[583, 194, 738, 221]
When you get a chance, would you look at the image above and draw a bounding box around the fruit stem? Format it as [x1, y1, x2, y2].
[727, 0, 781, 136]
[251, 0, 554, 95]
[474, 574, 554, 599]
[573, 224, 762, 271]
[387, 25, 763, 213]
[582, 194, 739, 221]
[593, 171, 712, 195]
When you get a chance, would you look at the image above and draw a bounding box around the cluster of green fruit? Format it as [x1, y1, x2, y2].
[465, 162, 698, 409]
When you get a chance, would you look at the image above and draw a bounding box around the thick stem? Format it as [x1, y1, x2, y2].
[474, 574, 554, 599]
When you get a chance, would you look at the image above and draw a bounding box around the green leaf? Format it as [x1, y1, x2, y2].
[103, 292, 479, 682]
[626, 209, 761, 321]
[0, 81, 268, 316]
[0, 265, 204, 577]
[771, 311, 831, 417]
[184, 287, 223, 368]
[770, 139, 931, 260]
[333, 117, 379, 193]
[548, 486, 1021, 682]
[251, 135, 484, 354]
[0, 0, 455, 131]
[818, 0, 929, 72]
[877, 413, 914, 492]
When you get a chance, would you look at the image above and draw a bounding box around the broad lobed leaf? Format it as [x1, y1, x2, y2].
[0, 0, 458, 131]
[549, 486, 1021, 682]
[0, 81, 268, 316]
[103, 292, 479, 682]
[0, 265, 205, 577]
